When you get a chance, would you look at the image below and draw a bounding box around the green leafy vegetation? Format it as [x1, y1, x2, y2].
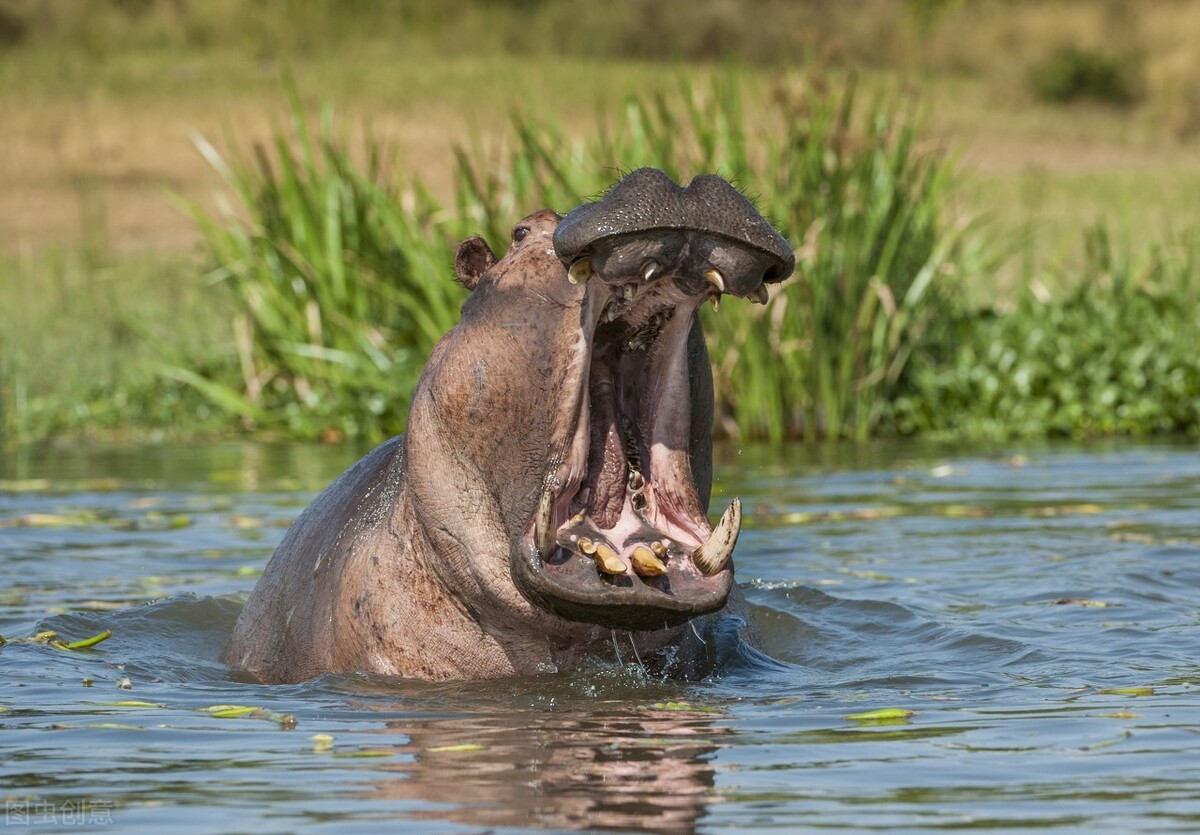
[180, 77, 1200, 443]
[5, 71, 1200, 447]
[0, 249, 233, 447]
[891, 224, 1200, 439]
[1030, 47, 1143, 106]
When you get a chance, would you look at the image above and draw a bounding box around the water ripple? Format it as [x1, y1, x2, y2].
[2, 440, 1200, 831]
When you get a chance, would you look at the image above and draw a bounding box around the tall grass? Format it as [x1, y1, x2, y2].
[187, 75, 987, 441]
[182, 102, 465, 439]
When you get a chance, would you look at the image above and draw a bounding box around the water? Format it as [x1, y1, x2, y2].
[2, 439, 1199, 833]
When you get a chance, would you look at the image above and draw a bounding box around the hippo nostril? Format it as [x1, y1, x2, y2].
[764, 261, 792, 283]
[568, 258, 593, 285]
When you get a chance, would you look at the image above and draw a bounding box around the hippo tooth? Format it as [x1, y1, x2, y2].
[643, 260, 660, 281]
[704, 268, 726, 293]
[630, 545, 667, 577]
[627, 469, 645, 492]
[691, 497, 741, 576]
[709, 295, 721, 312]
[622, 283, 636, 302]
[592, 543, 629, 575]
[749, 284, 769, 305]
[534, 488, 556, 558]
[568, 258, 594, 285]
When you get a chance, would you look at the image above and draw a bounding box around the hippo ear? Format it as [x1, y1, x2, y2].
[454, 236, 498, 291]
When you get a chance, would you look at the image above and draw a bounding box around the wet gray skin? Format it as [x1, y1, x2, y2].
[221, 168, 794, 682]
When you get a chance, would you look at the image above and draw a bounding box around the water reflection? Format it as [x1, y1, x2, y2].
[365, 701, 726, 832]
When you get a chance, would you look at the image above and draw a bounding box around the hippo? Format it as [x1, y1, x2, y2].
[221, 168, 795, 682]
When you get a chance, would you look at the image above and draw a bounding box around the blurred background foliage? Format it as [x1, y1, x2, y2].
[2, 0, 1198, 447]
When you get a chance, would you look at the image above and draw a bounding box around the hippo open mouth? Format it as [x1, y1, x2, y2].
[512, 169, 794, 631]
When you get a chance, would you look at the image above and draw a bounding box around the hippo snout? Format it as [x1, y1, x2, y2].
[553, 168, 795, 299]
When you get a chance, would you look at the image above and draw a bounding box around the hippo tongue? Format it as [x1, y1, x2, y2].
[583, 364, 627, 530]
[578, 301, 706, 557]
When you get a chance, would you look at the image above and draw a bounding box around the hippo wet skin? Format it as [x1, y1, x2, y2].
[222, 168, 794, 682]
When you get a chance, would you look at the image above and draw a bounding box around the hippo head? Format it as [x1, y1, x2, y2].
[406, 168, 793, 633]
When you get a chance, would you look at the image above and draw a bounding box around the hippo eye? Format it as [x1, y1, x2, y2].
[512, 225, 530, 243]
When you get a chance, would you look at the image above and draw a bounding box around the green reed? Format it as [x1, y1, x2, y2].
[10, 74, 1198, 447]
[184, 75, 988, 441]
[182, 98, 465, 439]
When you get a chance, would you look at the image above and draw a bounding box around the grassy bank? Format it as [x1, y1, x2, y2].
[2, 1, 1200, 447]
[5, 1, 1200, 260]
[41, 75, 1189, 449]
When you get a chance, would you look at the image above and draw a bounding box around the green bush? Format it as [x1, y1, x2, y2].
[1030, 46, 1143, 106]
[889, 223, 1200, 438]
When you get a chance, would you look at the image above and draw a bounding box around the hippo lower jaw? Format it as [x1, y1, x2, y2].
[511, 258, 740, 632]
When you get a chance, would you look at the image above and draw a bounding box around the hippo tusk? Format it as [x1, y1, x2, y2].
[709, 295, 721, 312]
[643, 260, 660, 281]
[704, 268, 725, 293]
[691, 497, 741, 576]
[534, 488, 556, 558]
[749, 284, 769, 305]
[568, 258, 593, 285]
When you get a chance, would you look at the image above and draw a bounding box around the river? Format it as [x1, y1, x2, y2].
[2, 439, 1198, 832]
